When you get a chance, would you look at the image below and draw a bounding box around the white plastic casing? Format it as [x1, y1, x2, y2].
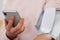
[39, 8, 56, 33]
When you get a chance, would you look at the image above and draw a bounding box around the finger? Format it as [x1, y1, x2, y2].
[16, 18, 24, 27]
[8, 16, 15, 28]
[7, 16, 15, 30]
[15, 25, 25, 35]
[4, 19, 8, 26]
[10, 18, 24, 33]
[14, 18, 24, 31]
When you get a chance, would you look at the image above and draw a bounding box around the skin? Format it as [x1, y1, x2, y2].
[34, 34, 52, 40]
[5, 16, 25, 39]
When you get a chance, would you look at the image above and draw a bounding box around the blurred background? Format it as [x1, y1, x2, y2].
[0, 0, 5, 27]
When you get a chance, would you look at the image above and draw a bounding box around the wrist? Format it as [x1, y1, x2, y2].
[6, 33, 17, 40]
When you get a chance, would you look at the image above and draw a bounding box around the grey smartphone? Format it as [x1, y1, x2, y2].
[3, 10, 21, 27]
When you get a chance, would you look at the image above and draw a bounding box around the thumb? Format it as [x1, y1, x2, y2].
[7, 16, 15, 29]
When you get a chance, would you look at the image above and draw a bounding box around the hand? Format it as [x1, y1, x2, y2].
[5, 16, 25, 39]
[34, 34, 52, 40]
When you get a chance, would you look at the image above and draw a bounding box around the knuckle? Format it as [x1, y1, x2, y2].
[20, 28, 24, 32]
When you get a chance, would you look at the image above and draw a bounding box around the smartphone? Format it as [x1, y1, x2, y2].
[3, 10, 21, 27]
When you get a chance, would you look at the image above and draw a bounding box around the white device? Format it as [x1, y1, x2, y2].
[39, 8, 56, 33]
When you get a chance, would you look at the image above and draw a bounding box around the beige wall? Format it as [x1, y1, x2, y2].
[45, 0, 60, 10]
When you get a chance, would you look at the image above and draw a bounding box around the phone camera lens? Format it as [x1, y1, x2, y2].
[4, 13, 7, 15]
